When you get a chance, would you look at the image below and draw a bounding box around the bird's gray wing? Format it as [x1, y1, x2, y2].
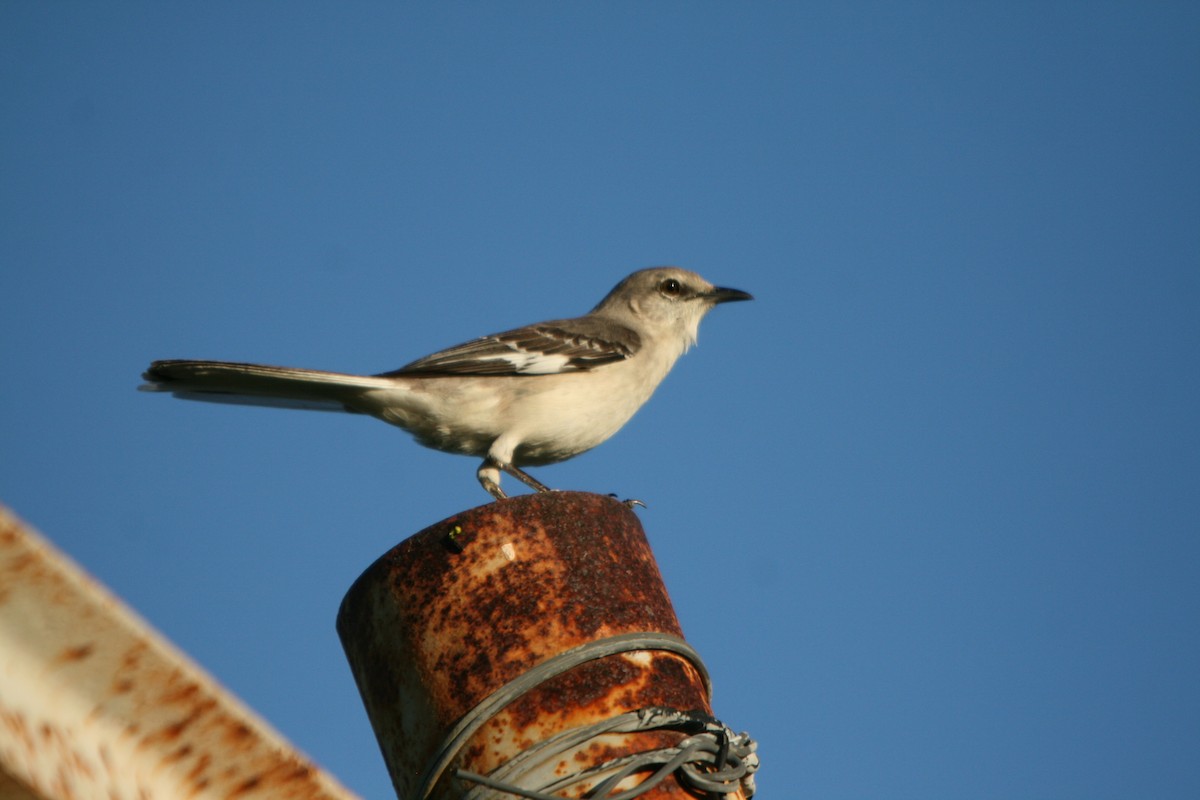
[379, 317, 641, 377]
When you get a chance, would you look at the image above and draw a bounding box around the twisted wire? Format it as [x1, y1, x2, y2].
[413, 631, 757, 800]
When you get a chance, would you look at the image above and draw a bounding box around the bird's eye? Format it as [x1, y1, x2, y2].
[659, 278, 683, 297]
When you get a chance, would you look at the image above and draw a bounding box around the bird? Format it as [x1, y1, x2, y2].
[141, 266, 752, 499]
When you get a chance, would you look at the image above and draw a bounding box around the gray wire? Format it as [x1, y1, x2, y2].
[414, 632, 714, 800]
[457, 708, 758, 799]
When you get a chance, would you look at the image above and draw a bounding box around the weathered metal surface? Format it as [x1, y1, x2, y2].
[0, 504, 360, 800]
[337, 491, 722, 799]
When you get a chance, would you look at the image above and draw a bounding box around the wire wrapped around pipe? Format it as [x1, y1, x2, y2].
[414, 632, 757, 799]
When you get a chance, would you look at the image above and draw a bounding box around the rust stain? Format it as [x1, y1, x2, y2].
[223, 720, 254, 744]
[231, 773, 263, 795]
[164, 742, 193, 763]
[339, 491, 713, 800]
[0, 506, 363, 800]
[161, 676, 202, 705]
[184, 751, 212, 785]
[56, 641, 97, 663]
[121, 640, 150, 671]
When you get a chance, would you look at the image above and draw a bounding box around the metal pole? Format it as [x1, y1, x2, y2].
[0, 504, 360, 800]
[337, 491, 747, 800]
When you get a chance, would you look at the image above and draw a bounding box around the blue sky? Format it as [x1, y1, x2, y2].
[2, 3, 1198, 797]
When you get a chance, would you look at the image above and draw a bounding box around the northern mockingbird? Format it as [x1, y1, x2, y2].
[142, 266, 751, 499]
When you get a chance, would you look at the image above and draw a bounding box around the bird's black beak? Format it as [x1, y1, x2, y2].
[709, 286, 754, 304]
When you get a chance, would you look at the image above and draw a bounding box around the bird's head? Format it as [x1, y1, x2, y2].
[593, 266, 753, 347]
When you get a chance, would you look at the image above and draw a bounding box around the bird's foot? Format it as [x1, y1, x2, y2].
[479, 458, 553, 499]
[608, 493, 647, 510]
[477, 461, 508, 500]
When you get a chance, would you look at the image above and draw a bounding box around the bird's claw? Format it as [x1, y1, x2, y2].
[608, 493, 647, 510]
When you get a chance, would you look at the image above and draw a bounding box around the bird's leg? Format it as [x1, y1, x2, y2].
[476, 459, 507, 500]
[500, 461, 553, 493]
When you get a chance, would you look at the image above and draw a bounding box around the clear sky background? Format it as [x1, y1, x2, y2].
[2, 3, 1198, 798]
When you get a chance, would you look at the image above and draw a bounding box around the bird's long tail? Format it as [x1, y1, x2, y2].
[140, 360, 398, 412]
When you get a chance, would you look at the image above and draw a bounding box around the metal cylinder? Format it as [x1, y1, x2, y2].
[336, 491, 722, 799]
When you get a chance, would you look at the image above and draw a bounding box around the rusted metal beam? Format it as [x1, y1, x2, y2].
[338, 491, 748, 799]
[0, 504, 361, 800]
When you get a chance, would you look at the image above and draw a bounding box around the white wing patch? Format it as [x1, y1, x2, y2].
[382, 317, 641, 378]
[492, 348, 574, 375]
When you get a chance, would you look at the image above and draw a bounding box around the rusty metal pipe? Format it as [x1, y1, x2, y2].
[0, 504, 360, 800]
[337, 491, 744, 799]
